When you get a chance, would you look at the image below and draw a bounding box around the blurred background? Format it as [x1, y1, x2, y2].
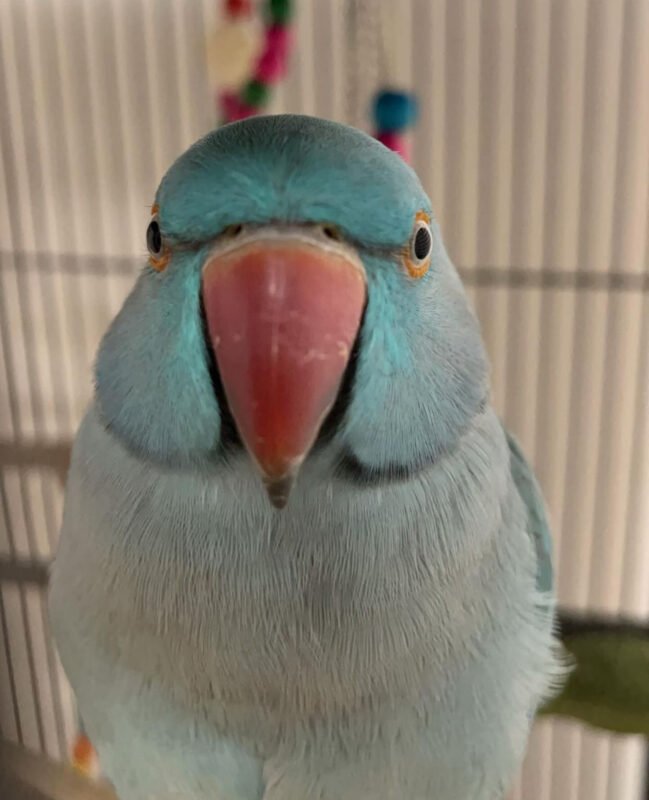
[0, 0, 647, 798]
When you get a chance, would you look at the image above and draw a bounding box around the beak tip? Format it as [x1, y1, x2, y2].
[264, 474, 295, 510]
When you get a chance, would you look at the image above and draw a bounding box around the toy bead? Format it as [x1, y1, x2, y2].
[375, 130, 400, 149]
[375, 130, 410, 161]
[212, 0, 293, 122]
[392, 139, 410, 161]
[219, 90, 256, 122]
[269, 0, 293, 25]
[266, 22, 291, 55]
[206, 19, 261, 89]
[226, 0, 252, 16]
[373, 91, 419, 133]
[254, 26, 291, 83]
[255, 49, 284, 83]
[219, 90, 240, 119]
[241, 78, 271, 108]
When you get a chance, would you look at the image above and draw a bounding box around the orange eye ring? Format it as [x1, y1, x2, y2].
[403, 210, 433, 279]
[148, 250, 171, 272]
[147, 204, 171, 272]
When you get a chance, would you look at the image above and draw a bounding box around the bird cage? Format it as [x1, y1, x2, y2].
[1, 1, 648, 798]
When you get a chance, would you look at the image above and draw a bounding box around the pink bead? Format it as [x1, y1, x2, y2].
[266, 24, 291, 58]
[220, 90, 240, 119]
[226, 0, 252, 17]
[232, 103, 256, 121]
[219, 90, 256, 122]
[254, 24, 291, 83]
[393, 139, 410, 161]
[375, 130, 410, 161]
[375, 131, 400, 149]
[255, 49, 285, 83]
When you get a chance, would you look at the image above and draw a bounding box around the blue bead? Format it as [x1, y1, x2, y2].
[372, 91, 419, 132]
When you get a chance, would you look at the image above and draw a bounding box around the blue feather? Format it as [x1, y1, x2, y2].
[51, 115, 561, 800]
[506, 429, 554, 595]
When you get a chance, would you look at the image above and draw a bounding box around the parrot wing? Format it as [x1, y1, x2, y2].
[505, 429, 553, 595]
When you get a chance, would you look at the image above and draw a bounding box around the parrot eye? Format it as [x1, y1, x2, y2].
[403, 213, 433, 278]
[411, 221, 433, 263]
[146, 220, 163, 256]
[321, 224, 343, 242]
[222, 224, 243, 238]
[146, 218, 171, 272]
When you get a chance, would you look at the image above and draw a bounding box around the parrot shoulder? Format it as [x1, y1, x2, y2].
[504, 427, 553, 595]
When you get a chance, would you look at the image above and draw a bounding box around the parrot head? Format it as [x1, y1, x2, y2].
[96, 115, 487, 507]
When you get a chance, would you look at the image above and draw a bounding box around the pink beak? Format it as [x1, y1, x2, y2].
[202, 234, 366, 507]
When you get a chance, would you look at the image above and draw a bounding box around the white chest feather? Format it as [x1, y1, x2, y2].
[50, 406, 558, 800]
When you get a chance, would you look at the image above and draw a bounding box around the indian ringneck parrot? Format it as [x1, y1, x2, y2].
[49, 115, 561, 800]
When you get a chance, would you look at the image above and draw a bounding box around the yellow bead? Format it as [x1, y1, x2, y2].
[206, 20, 262, 90]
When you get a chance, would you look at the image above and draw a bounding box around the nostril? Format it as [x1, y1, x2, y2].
[223, 224, 243, 238]
[321, 225, 343, 242]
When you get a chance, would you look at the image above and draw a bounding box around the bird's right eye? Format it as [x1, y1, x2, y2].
[147, 220, 163, 256]
[146, 217, 170, 271]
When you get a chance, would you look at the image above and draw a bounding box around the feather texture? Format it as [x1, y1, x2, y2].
[50, 116, 561, 799]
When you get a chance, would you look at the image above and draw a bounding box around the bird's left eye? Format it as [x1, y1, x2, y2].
[403, 213, 433, 278]
[411, 220, 433, 264]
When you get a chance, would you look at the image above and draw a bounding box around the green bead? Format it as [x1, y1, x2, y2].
[242, 79, 270, 108]
[269, 0, 292, 24]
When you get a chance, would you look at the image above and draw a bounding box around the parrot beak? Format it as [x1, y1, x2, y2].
[201, 228, 366, 508]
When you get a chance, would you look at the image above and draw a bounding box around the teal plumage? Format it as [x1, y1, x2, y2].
[50, 115, 561, 800]
[506, 430, 554, 596]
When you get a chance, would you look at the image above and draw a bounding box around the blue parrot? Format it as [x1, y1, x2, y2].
[49, 115, 561, 800]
